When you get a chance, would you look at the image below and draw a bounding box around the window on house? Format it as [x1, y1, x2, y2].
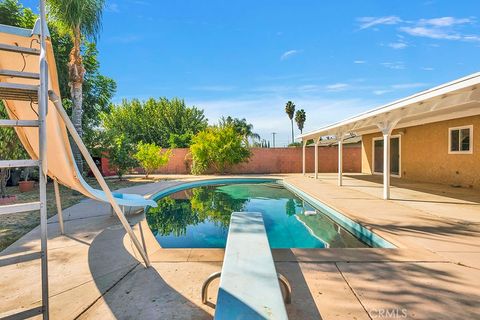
[449, 126, 473, 154]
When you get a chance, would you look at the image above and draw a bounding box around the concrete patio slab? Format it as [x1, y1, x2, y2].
[77, 262, 221, 320]
[1, 174, 479, 319]
[278, 262, 370, 320]
[337, 261, 480, 319]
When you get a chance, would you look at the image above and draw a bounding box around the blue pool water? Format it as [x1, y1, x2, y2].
[146, 182, 370, 248]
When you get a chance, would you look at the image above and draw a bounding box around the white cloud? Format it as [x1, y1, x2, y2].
[326, 83, 349, 92]
[357, 16, 402, 30]
[388, 42, 408, 49]
[399, 17, 479, 42]
[391, 82, 427, 89]
[358, 15, 480, 43]
[354, 60, 366, 64]
[280, 50, 300, 60]
[381, 62, 405, 70]
[373, 90, 391, 95]
[419, 17, 472, 27]
[462, 35, 480, 42]
[399, 26, 461, 40]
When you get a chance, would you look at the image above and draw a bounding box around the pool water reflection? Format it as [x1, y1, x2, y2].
[146, 183, 369, 248]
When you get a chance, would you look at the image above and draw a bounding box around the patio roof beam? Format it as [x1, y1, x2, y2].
[376, 118, 401, 200]
[337, 133, 344, 186]
[314, 137, 320, 179]
[302, 140, 307, 176]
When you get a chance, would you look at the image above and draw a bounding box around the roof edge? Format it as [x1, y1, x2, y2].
[298, 72, 480, 140]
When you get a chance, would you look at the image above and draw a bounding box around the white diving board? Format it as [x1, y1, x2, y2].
[202, 212, 290, 319]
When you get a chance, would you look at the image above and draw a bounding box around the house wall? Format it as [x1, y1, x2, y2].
[362, 115, 480, 188]
[101, 144, 362, 175]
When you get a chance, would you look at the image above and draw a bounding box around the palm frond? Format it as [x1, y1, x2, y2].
[47, 0, 105, 41]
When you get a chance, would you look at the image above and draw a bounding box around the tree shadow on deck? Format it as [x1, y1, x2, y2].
[283, 247, 480, 319]
[336, 259, 480, 319]
[87, 216, 213, 319]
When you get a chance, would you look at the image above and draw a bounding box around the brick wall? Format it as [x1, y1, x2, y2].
[101, 144, 361, 176]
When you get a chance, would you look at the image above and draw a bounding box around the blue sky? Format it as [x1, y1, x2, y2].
[23, 0, 480, 145]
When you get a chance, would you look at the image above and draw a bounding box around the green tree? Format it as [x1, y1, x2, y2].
[219, 116, 260, 144]
[105, 134, 137, 179]
[101, 98, 207, 148]
[285, 101, 295, 144]
[0, 0, 35, 27]
[0, 102, 27, 197]
[134, 142, 171, 178]
[285, 198, 297, 216]
[147, 196, 200, 237]
[295, 109, 306, 134]
[189, 186, 247, 227]
[0, 0, 116, 158]
[47, 0, 106, 172]
[146, 186, 248, 237]
[190, 126, 251, 174]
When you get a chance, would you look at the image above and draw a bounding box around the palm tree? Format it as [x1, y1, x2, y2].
[295, 109, 306, 134]
[219, 116, 260, 143]
[285, 101, 295, 143]
[48, 0, 106, 173]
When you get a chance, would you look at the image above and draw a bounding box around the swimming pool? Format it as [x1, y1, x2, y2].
[146, 179, 393, 249]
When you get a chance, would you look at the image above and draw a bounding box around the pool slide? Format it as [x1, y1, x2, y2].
[0, 24, 154, 265]
[1, 24, 157, 207]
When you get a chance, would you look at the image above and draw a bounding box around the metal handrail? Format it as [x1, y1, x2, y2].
[201, 271, 221, 304]
[201, 271, 292, 307]
[277, 272, 292, 304]
[38, 1, 49, 318]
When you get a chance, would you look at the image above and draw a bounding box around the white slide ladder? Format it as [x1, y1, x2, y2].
[0, 3, 49, 318]
[0, 1, 152, 318]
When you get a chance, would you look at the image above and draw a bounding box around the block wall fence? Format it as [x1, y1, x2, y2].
[101, 144, 361, 176]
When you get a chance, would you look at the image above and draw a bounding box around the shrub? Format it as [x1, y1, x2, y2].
[105, 134, 137, 179]
[190, 126, 251, 174]
[134, 142, 171, 178]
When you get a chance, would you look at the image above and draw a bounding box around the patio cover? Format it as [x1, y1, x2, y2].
[299, 73, 480, 141]
[297, 73, 480, 199]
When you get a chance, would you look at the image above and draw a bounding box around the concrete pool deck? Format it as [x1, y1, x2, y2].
[1, 174, 479, 319]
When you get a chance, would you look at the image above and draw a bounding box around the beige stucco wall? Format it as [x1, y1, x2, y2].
[361, 115, 480, 188]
